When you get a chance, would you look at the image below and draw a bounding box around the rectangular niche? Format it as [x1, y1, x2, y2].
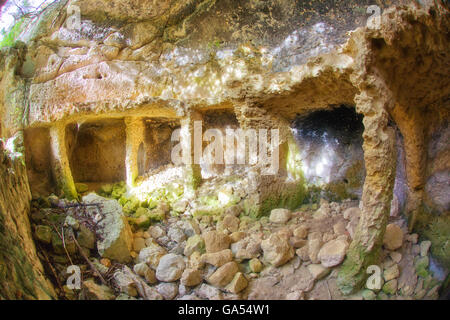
[68, 119, 126, 183]
[24, 127, 54, 197]
[141, 118, 181, 175]
[200, 109, 241, 178]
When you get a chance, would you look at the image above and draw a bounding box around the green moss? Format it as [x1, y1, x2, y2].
[34, 225, 52, 244]
[306, 160, 365, 203]
[37, 197, 51, 208]
[324, 181, 356, 202]
[192, 206, 222, 218]
[416, 267, 430, 279]
[165, 183, 184, 203]
[111, 182, 127, 199]
[118, 196, 128, 206]
[286, 138, 304, 181]
[98, 184, 113, 196]
[362, 289, 377, 300]
[140, 198, 158, 209]
[424, 275, 439, 290]
[185, 165, 202, 191]
[0, 19, 25, 48]
[122, 196, 140, 215]
[128, 208, 152, 229]
[337, 242, 383, 295]
[199, 195, 220, 207]
[382, 280, 397, 295]
[128, 205, 167, 228]
[240, 138, 308, 218]
[110, 180, 185, 220]
[148, 208, 166, 222]
[256, 182, 307, 218]
[413, 206, 450, 268]
[185, 235, 205, 254]
[75, 183, 89, 193]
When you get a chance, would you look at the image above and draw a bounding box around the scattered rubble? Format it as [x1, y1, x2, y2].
[30, 190, 445, 300]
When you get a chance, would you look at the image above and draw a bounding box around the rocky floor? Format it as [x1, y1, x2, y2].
[31, 192, 445, 300]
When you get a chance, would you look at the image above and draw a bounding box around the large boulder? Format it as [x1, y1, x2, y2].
[83, 193, 133, 263]
[261, 234, 294, 267]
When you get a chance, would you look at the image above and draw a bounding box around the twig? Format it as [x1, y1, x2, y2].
[53, 203, 102, 209]
[71, 235, 108, 287]
[325, 280, 332, 300]
[60, 226, 74, 266]
[38, 244, 65, 296]
[48, 222, 74, 266]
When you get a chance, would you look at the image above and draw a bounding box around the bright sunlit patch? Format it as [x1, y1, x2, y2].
[0, 0, 54, 41]
[300, 140, 337, 185]
[218, 190, 232, 206]
[128, 166, 183, 201]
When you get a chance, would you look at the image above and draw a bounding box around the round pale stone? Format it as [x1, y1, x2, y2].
[383, 224, 404, 251]
[269, 208, 292, 224]
[318, 239, 348, 267]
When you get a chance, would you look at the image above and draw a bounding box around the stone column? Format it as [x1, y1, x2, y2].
[337, 90, 397, 295]
[49, 123, 78, 200]
[125, 117, 145, 188]
[234, 103, 291, 176]
[234, 103, 304, 217]
[391, 104, 426, 230]
[179, 110, 202, 197]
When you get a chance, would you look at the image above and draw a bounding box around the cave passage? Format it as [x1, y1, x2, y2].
[291, 106, 366, 201]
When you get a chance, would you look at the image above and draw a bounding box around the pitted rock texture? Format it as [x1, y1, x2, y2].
[0, 0, 448, 301]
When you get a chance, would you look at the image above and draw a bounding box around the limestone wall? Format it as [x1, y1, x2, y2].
[0, 0, 448, 296]
[0, 137, 55, 299]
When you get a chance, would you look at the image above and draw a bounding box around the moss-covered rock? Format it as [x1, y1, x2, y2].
[184, 235, 205, 256]
[414, 208, 450, 268]
[111, 182, 127, 200]
[415, 256, 430, 278]
[122, 196, 140, 215]
[75, 183, 89, 193]
[99, 184, 113, 196]
[382, 279, 398, 295]
[83, 193, 133, 263]
[34, 225, 52, 244]
[51, 229, 76, 255]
